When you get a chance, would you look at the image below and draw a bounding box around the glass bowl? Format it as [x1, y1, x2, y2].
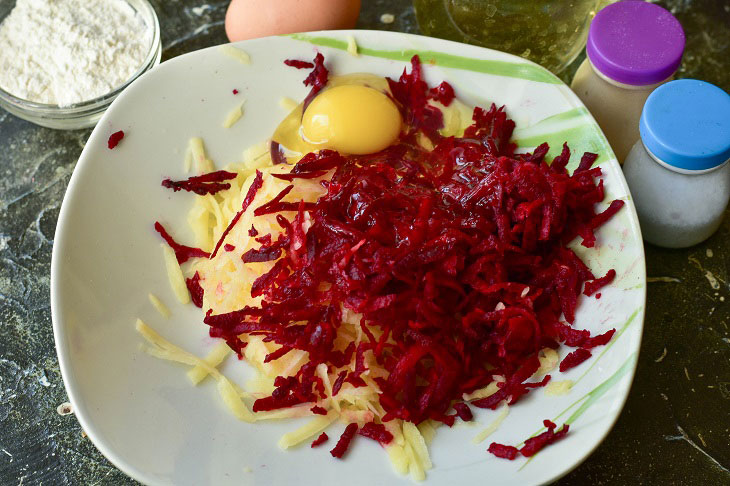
[414, 0, 610, 74]
[0, 0, 161, 130]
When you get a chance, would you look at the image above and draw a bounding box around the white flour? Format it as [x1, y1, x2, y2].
[0, 0, 152, 106]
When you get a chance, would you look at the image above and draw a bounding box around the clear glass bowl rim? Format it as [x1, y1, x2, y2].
[0, 0, 161, 119]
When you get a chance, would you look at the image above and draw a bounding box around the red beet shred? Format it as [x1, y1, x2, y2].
[429, 81, 456, 106]
[453, 402, 473, 422]
[210, 170, 264, 259]
[186, 272, 204, 308]
[284, 53, 329, 108]
[559, 348, 592, 372]
[583, 269, 616, 296]
[521, 420, 570, 457]
[270, 141, 288, 165]
[311, 432, 329, 447]
[283, 59, 315, 69]
[488, 420, 570, 460]
[107, 130, 124, 149]
[488, 443, 520, 460]
[330, 423, 358, 458]
[161, 170, 237, 196]
[358, 422, 394, 445]
[154, 222, 210, 264]
[310, 405, 328, 415]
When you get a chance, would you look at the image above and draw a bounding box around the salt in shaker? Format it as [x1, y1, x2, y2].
[623, 79, 730, 248]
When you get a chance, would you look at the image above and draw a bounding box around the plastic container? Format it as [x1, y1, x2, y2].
[571, 2, 684, 163]
[0, 0, 161, 130]
[623, 79, 730, 248]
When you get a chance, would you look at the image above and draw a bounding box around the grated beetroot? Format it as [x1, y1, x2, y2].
[429, 81, 456, 106]
[575, 152, 599, 173]
[210, 170, 264, 259]
[553, 326, 614, 350]
[224, 244, 236, 252]
[273, 169, 329, 181]
[311, 432, 329, 447]
[387, 55, 446, 142]
[199, 56, 622, 446]
[488, 443, 520, 460]
[284, 59, 315, 69]
[358, 422, 394, 445]
[520, 420, 570, 457]
[107, 130, 124, 149]
[488, 419, 569, 460]
[270, 142, 288, 165]
[559, 348, 592, 372]
[310, 405, 328, 415]
[186, 271, 204, 308]
[330, 423, 358, 458]
[453, 402, 473, 422]
[253, 185, 295, 216]
[285, 53, 329, 108]
[471, 357, 550, 410]
[154, 222, 210, 264]
[584, 269, 616, 296]
[331, 370, 347, 396]
[242, 246, 282, 263]
[161, 170, 237, 196]
[576, 200, 624, 248]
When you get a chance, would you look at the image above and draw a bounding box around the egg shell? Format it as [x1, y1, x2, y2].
[225, 0, 361, 42]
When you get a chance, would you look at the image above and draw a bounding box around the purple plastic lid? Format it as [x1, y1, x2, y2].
[587, 1, 685, 86]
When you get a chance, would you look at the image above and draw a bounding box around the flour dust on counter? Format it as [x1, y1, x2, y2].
[0, 0, 152, 106]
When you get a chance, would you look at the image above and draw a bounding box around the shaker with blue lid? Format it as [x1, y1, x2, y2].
[623, 79, 730, 248]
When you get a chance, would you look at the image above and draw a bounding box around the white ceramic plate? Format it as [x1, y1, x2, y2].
[52, 30, 646, 486]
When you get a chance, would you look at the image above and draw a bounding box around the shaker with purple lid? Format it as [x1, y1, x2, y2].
[571, 1, 685, 163]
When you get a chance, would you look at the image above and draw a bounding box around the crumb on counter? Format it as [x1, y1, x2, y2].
[57, 402, 73, 416]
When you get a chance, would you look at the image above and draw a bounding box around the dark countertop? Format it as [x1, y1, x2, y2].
[0, 1, 728, 484]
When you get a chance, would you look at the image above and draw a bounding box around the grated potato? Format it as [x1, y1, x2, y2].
[148, 293, 171, 318]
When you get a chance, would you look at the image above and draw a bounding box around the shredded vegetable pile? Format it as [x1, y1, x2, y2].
[144, 54, 624, 478]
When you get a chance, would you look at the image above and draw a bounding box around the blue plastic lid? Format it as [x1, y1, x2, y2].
[640, 79, 730, 171]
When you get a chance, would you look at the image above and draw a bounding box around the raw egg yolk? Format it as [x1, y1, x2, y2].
[301, 84, 402, 155]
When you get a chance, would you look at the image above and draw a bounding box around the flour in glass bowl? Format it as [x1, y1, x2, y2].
[0, 0, 152, 107]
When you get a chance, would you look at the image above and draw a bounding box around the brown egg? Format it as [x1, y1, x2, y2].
[225, 0, 361, 42]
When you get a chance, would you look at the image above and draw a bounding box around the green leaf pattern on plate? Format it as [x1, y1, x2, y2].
[289, 33, 562, 84]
